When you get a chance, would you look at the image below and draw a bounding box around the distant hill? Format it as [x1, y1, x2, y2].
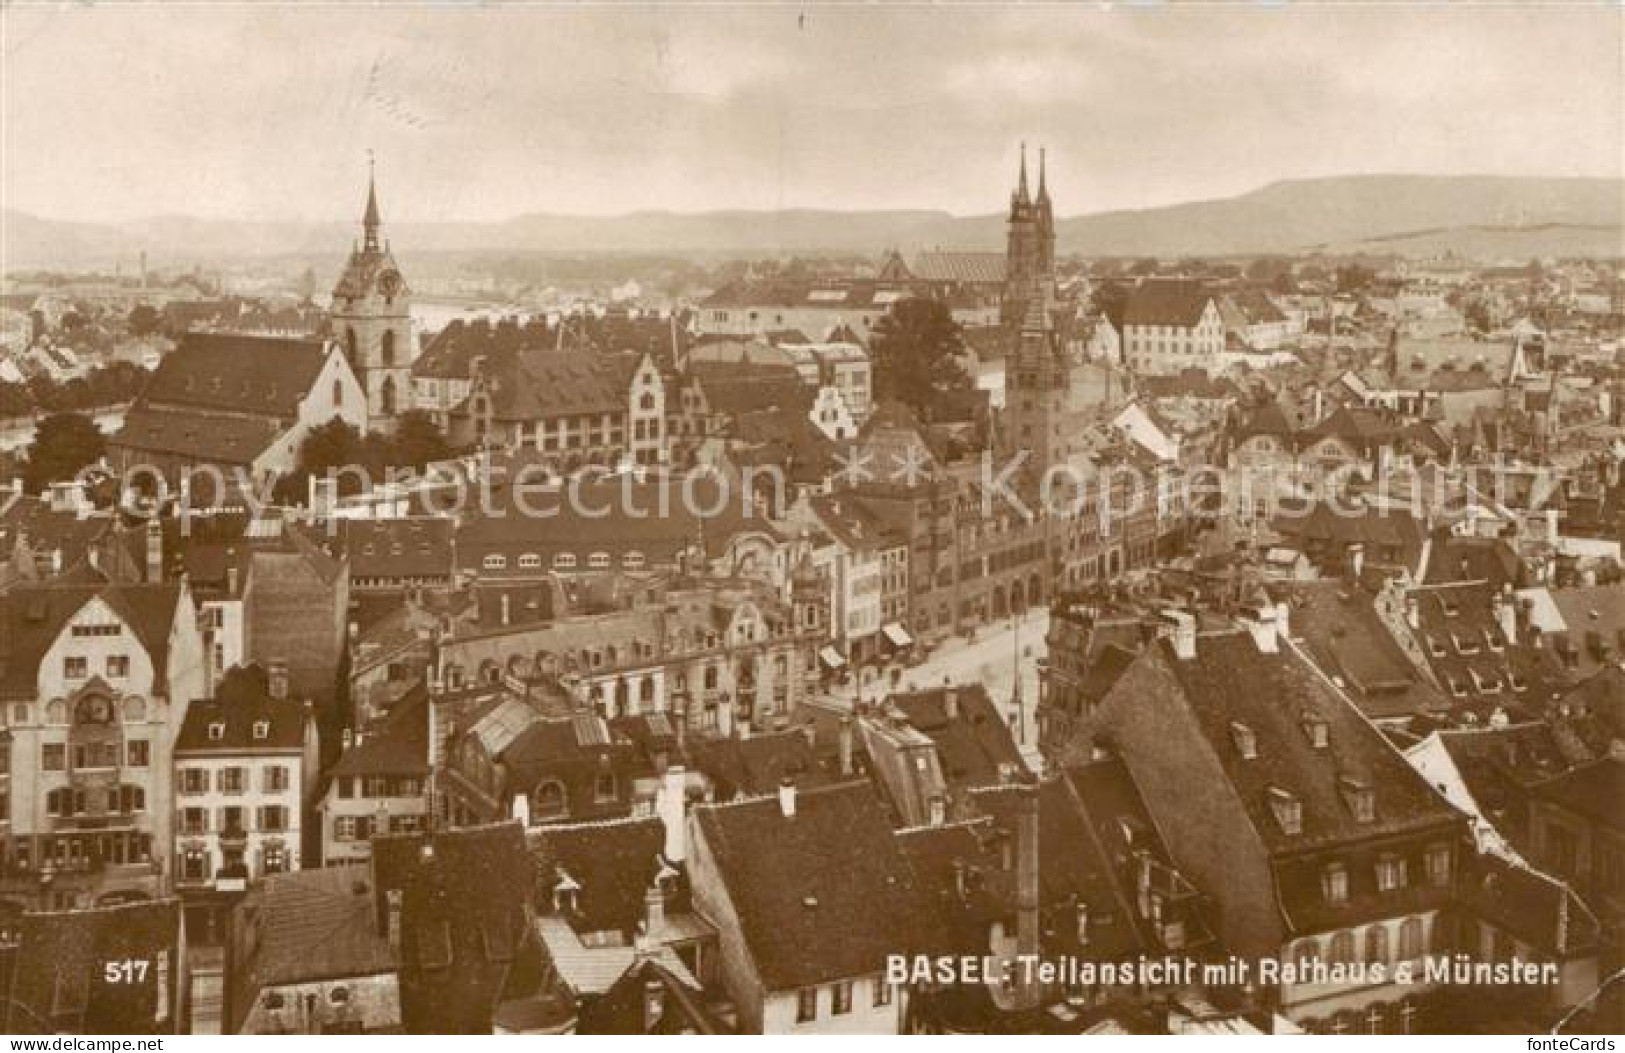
[4, 174, 1620, 268]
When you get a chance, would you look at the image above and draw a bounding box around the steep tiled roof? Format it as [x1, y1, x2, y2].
[692, 781, 940, 990]
[330, 683, 431, 779]
[0, 582, 181, 700]
[138, 331, 330, 418]
[467, 348, 625, 422]
[1154, 632, 1460, 853]
[1289, 583, 1446, 720]
[371, 822, 537, 1034]
[412, 318, 555, 380]
[113, 405, 285, 467]
[1530, 757, 1625, 834]
[529, 815, 668, 937]
[1461, 853, 1601, 956]
[1122, 281, 1215, 329]
[700, 280, 909, 311]
[1, 900, 183, 1034]
[174, 663, 308, 752]
[688, 360, 810, 417]
[683, 730, 829, 800]
[890, 684, 1024, 792]
[341, 518, 455, 582]
[231, 864, 398, 1027]
[1407, 580, 1568, 715]
[908, 251, 1007, 285]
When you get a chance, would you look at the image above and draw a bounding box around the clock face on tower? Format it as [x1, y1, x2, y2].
[378, 270, 401, 299]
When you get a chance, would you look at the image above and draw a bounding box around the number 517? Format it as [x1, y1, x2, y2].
[104, 959, 150, 984]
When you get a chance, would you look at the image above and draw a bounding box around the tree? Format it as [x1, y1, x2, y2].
[1335, 263, 1376, 294]
[869, 297, 972, 417]
[23, 412, 105, 494]
[389, 410, 452, 470]
[127, 304, 161, 337]
[1090, 282, 1131, 329]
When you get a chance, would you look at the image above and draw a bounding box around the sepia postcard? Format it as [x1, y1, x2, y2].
[0, 0, 1621, 1040]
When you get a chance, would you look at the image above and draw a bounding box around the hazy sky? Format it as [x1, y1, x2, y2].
[3, 3, 1621, 224]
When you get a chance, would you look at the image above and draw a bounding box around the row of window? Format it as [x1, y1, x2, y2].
[1294, 917, 1432, 971]
[795, 977, 891, 1023]
[41, 740, 145, 770]
[178, 804, 290, 835]
[1320, 847, 1451, 904]
[179, 765, 292, 795]
[334, 775, 422, 800]
[45, 785, 145, 816]
[333, 813, 424, 841]
[480, 551, 647, 572]
[62, 655, 131, 680]
[178, 841, 289, 881]
[39, 696, 146, 725]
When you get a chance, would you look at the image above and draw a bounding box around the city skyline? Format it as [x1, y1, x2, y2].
[3, 3, 1621, 225]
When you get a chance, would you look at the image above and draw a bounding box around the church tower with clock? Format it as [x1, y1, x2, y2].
[330, 165, 413, 428]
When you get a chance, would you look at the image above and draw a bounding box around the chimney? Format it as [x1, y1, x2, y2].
[943, 684, 959, 721]
[1243, 606, 1279, 654]
[511, 792, 531, 827]
[226, 558, 239, 596]
[838, 715, 854, 776]
[499, 593, 511, 627]
[928, 795, 946, 827]
[801, 721, 817, 750]
[1012, 784, 1041, 1011]
[145, 518, 163, 582]
[1168, 610, 1197, 660]
[716, 695, 734, 739]
[1496, 593, 1517, 645]
[1405, 597, 1420, 629]
[643, 881, 666, 938]
[659, 765, 687, 863]
[267, 660, 289, 700]
[385, 888, 403, 952]
[778, 777, 797, 819]
[1346, 543, 1364, 582]
[641, 978, 665, 1034]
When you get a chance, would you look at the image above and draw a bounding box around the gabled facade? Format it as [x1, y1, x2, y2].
[0, 582, 206, 909]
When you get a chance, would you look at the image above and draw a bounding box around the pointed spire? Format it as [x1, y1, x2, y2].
[1037, 146, 1048, 202]
[1016, 142, 1030, 204]
[362, 151, 381, 252]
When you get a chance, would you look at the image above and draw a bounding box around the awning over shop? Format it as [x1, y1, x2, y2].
[819, 646, 848, 670]
[881, 622, 914, 648]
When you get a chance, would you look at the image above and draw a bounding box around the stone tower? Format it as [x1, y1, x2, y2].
[330, 164, 413, 428]
[1001, 146, 1068, 477]
[1001, 144, 1057, 329]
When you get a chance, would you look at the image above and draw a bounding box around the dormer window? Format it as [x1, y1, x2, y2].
[1452, 631, 1479, 656]
[1469, 667, 1501, 694]
[1229, 721, 1257, 760]
[1376, 854, 1408, 892]
[1507, 668, 1528, 693]
[1301, 714, 1330, 750]
[1484, 627, 1504, 653]
[552, 870, 581, 914]
[252, 720, 270, 740]
[208, 722, 226, 741]
[1267, 787, 1302, 836]
[1339, 776, 1375, 823]
[1321, 862, 1349, 904]
[1446, 675, 1467, 698]
[1427, 636, 1446, 658]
